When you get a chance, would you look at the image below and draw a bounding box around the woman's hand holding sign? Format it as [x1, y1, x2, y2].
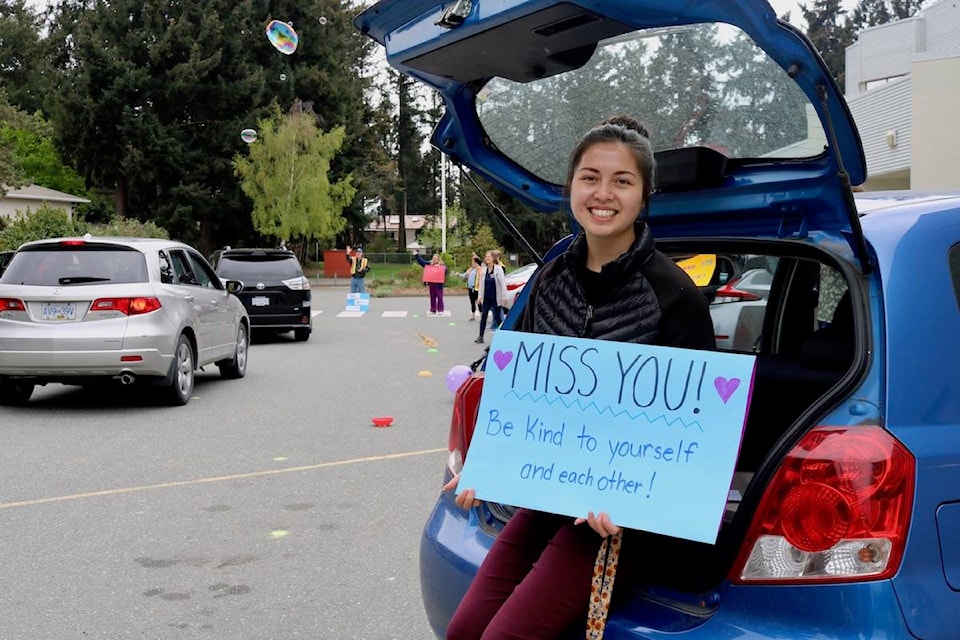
[575, 511, 623, 538]
[444, 473, 481, 509]
[448, 471, 620, 537]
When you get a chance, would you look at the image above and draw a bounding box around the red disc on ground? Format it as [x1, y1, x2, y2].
[372, 416, 394, 427]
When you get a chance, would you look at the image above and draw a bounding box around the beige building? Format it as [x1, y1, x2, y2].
[845, 0, 960, 190]
[0, 184, 90, 221]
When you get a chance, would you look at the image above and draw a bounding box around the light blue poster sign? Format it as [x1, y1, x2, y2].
[457, 331, 757, 544]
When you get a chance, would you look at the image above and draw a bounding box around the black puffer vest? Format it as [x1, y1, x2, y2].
[517, 225, 661, 343]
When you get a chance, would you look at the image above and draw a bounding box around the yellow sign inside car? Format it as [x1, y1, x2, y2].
[676, 254, 717, 286]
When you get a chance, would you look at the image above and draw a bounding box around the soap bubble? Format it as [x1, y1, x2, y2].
[319, 16, 328, 25]
[266, 19, 299, 55]
[240, 128, 258, 143]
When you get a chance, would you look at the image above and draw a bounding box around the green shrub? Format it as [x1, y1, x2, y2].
[85, 217, 170, 238]
[0, 205, 171, 251]
[0, 204, 81, 250]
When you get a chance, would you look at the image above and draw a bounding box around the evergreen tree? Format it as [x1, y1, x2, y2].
[394, 73, 420, 251]
[359, 77, 401, 246]
[0, 0, 49, 115]
[850, 0, 924, 30]
[46, 0, 381, 254]
[711, 31, 808, 157]
[800, 0, 855, 85]
[0, 89, 34, 193]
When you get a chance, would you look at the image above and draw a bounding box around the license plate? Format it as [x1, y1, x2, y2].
[42, 302, 77, 321]
[251, 296, 270, 307]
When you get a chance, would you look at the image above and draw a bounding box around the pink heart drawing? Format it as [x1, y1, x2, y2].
[493, 350, 513, 371]
[714, 377, 741, 404]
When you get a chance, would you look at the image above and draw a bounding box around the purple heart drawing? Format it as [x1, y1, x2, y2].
[493, 350, 513, 371]
[714, 377, 741, 404]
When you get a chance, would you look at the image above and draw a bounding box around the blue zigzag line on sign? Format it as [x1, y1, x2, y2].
[503, 390, 704, 431]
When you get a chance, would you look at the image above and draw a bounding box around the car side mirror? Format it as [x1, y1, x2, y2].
[224, 279, 244, 294]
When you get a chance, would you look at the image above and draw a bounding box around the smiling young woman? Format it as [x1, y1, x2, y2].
[443, 115, 715, 640]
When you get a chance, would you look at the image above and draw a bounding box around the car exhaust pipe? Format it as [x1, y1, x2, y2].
[119, 372, 136, 386]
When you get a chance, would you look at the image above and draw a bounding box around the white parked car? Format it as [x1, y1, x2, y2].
[501, 263, 538, 313]
[710, 268, 774, 351]
[0, 236, 250, 406]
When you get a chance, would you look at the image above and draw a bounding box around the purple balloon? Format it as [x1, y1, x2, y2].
[445, 365, 473, 393]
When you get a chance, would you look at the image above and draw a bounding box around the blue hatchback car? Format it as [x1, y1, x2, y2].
[354, 1, 960, 637]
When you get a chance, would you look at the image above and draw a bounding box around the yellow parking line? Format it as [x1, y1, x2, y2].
[0, 447, 447, 510]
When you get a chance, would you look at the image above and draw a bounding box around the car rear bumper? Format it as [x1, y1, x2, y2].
[0, 348, 173, 378]
[246, 311, 312, 330]
[420, 479, 496, 638]
[0, 318, 176, 378]
[421, 474, 914, 639]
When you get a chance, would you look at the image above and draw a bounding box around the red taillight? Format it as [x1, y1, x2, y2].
[59, 240, 87, 246]
[733, 425, 914, 584]
[714, 281, 760, 301]
[91, 297, 162, 316]
[0, 298, 26, 311]
[447, 372, 484, 475]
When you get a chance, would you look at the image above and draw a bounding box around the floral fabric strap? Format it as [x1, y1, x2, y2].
[585, 530, 622, 640]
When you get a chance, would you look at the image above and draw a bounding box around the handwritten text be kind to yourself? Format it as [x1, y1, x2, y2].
[486, 338, 716, 499]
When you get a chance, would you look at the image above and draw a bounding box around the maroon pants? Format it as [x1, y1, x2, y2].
[445, 509, 611, 640]
[429, 283, 445, 313]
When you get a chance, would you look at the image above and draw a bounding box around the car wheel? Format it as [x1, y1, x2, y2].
[294, 327, 311, 342]
[0, 381, 34, 406]
[218, 324, 249, 379]
[163, 335, 195, 406]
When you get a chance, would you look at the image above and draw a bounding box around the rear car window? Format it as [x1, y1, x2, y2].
[477, 22, 824, 185]
[0, 248, 149, 286]
[216, 255, 303, 280]
[688, 253, 849, 354]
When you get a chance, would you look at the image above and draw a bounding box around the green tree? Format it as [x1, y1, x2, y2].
[356, 79, 402, 246]
[0, 126, 87, 196]
[850, 0, 924, 30]
[48, 0, 273, 249]
[800, 0, 855, 84]
[85, 216, 169, 238]
[711, 31, 808, 157]
[393, 73, 420, 251]
[458, 167, 563, 260]
[0, 90, 31, 194]
[234, 102, 356, 246]
[46, 0, 382, 254]
[0, 0, 49, 115]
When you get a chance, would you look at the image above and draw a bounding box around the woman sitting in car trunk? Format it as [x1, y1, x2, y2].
[444, 115, 715, 640]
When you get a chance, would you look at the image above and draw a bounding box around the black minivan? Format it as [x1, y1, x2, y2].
[214, 247, 312, 341]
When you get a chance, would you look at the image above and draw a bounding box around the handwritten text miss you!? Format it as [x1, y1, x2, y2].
[482, 339, 715, 499]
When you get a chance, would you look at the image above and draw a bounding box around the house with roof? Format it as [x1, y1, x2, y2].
[844, 0, 960, 190]
[364, 213, 457, 251]
[0, 184, 91, 222]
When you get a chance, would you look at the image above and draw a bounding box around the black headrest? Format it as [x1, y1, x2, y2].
[830, 291, 853, 333]
[799, 291, 854, 371]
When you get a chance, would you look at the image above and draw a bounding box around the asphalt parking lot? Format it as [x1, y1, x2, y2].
[0, 286, 491, 639]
